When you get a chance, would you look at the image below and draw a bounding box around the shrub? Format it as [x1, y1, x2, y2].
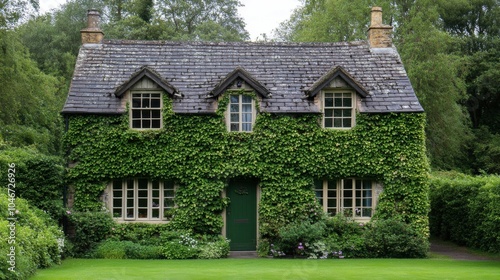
[92, 240, 163, 259]
[92, 240, 131, 259]
[429, 172, 500, 253]
[273, 220, 326, 257]
[0, 148, 64, 220]
[323, 215, 368, 258]
[198, 236, 230, 259]
[125, 243, 163, 259]
[0, 192, 63, 280]
[364, 217, 428, 258]
[161, 233, 199, 259]
[67, 211, 115, 256]
[108, 223, 170, 246]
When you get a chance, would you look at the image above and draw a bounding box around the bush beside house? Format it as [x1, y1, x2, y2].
[429, 172, 500, 253]
[0, 192, 63, 280]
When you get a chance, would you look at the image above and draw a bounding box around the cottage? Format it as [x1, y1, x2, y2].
[63, 8, 428, 251]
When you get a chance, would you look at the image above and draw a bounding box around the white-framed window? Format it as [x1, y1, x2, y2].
[322, 91, 355, 129]
[314, 178, 376, 220]
[130, 91, 162, 129]
[110, 179, 175, 221]
[227, 94, 255, 132]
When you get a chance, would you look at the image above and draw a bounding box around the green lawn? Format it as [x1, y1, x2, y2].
[31, 258, 500, 280]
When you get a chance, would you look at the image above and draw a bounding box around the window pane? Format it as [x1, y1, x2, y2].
[325, 109, 333, 117]
[152, 199, 160, 207]
[152, 110, 161, 118]
[164, 190, 175, 197]
[343, 198, 352, 207]
[242, 123, 252, 131]
[343, 109, 351, 117]
[152, 120, 161, 128]
[164, 198, 174, 207]
[230, 104, 239, 113]
[325, 97, 333, 107]
[138, 208, 147, 218]
[344, 179, 353, 189]
[334, 109, 342, 117]
[151, 99, 161, 108]
[132, 98, 141, 108]
[113, 209, 122, 218]
[230, 113, 239, 122]
[126, 209, 134, 218]
[142, 120, 151, 128]
[343, 97, 352, 107]
[325, 118, 333, 128]
[138, 198, 148, 207]
[327, 190, 337, 197]
[334, 119, 342, 127]
[142, 110, 151, 118]
[242, 95, 252, 103]
[132, 120, 141, 128]
[142, 97, 150, 108]
[327, 199, 336, 207]
[230, 123, 239, 131]
[334, 97, 343, 107]
[132, 110, 141, 118]
[152, 209, 160, 218]
[242, 113, 252, 122]
[363, 198, 372, 207]
[343, 118, 352, 128]
[362, 208, 372, 217]
[242, 104, 252, 113]
[230, 95, 239, 103]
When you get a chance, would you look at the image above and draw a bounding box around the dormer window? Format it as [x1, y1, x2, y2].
[130, 91, 162, 129]
[323, 91, 355, 129]
[228, 94, 255, 132]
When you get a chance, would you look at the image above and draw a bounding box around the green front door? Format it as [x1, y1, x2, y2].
[226, 179, 257, 251]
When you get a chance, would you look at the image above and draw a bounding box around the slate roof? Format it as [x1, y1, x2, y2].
[62, 40, 423, 115]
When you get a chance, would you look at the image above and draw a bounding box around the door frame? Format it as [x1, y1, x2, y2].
[222, 182, 260, 250]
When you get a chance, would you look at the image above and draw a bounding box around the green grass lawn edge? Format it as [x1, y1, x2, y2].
[30, 258, 500, 280]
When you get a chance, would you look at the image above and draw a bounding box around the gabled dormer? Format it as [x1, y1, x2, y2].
[210, 67, 270, 132]
[306, 66, 368, 129]
[115, 66, 180, 130]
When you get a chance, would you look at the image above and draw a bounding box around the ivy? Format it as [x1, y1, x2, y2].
[64, 98, 429, 238]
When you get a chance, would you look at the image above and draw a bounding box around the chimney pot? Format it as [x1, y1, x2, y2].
[368, 7, 392, 48]
[81, 9, 104, 44]
[371, 7, 383, 26]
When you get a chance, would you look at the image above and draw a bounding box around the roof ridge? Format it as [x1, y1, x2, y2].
[101, 39, 368, 47]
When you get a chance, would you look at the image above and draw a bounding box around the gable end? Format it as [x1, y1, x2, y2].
[209, 67, 271, 98]
[115, 66, 181, 98]
[305, 66, 368, 99]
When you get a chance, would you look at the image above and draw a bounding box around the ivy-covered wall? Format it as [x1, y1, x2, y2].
[64, 92, 429, 239]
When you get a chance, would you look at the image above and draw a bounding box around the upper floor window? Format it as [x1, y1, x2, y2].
[323, 91, 355, 129]
[110, 179, 175, 222]
[131, 92, 162, 129]
[314, 178, 376, 220]
[228, 94, 255, 132]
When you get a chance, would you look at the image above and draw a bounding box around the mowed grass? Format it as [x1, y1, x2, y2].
[31, 258, 500, 280]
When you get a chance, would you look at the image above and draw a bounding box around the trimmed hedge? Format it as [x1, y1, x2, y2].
[0, 192, 63, 280]
[429, 172, 500, 253]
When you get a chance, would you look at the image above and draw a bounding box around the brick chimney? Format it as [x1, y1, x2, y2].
[80, 10, 104, 44]
[368, 7, 392, 48]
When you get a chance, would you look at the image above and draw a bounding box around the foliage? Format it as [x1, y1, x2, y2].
[429, 172, 500, 253]
[0, 147, 64, 220]
[197, 236, 230, 259]
[0, 192, 63, 280]
[364, 217, 429, 258]
[161, 233, 200, 259]
[64, 101, 429, 240]
[66, 211, 116, 256]
[272, 220, 326, 257]
[0, 29, 64, 155]
[92, 240, 163, 259]
[108, 223, 171, 245]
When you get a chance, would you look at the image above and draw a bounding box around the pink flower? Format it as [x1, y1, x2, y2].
[66, 210, 71, 215]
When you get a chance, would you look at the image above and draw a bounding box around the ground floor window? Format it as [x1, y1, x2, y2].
[314, 178, 379, 220]
[109, 179, 175, 221]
